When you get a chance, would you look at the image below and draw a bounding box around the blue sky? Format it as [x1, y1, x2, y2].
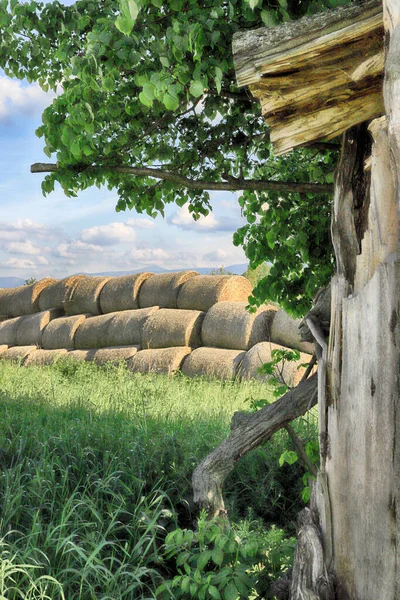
[0, 5, 247, 279]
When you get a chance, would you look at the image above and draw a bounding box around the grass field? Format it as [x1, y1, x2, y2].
[0, 359, 317, 599]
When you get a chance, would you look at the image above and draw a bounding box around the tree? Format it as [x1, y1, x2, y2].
[0, 0, 341, 316]
[231, 1, 400, 598]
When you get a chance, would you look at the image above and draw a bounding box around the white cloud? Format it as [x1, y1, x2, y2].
[4, 240, 42, 255]
[0, 77, 55, 121]
[55, 240, 105, 259]
[126, 218, 156, 230]
[168, 206, 220, 231]
[5, 257, 48, 269]
[203, 249, 229, 262]
[0, 219, 60, 242]
[125, 247, 170, 263]
[80, 222, 137, 246]
[168, 205, 241, 232]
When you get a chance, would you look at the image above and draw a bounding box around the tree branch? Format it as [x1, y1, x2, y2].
[192, 373, 318, 518]
[31, 163, 334, 194]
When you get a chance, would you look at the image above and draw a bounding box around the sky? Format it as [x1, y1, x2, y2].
[0, 3, 247, 280]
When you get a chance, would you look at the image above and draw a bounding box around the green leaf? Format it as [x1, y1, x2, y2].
[139, 91, 153, 107]
[212, 547, 223, 566]
[197, 550, 212, 571]
[261, 9, 278, 27]
[208, 586, 221, 600]
[279, 450, 298, 466]
[189, 80, 204, 98]
[70, 139, 82, 160]
[115, 7, 137, 36]
[223, 581, 239, 600]
[163, 93, 179, 111]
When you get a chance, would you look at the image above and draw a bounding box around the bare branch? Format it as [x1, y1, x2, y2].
[31, 163, 334, 194]
[192, 373, 318, 518]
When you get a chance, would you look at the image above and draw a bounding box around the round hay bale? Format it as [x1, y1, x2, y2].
[99, 272, 153, 313]
[1, 346, 37, 363]
[270, 310, 314, 354]
[0, 316, 24, 346]
[0, 278, 56, 317]
[138, 271, 199, 309]
[0, 345, 8, 356]
[75, 307, 158, 349]
[64, 276, 112, 316]
[72, 313, 114, 349]
[142, 309, 204, 349]
[16, 308, 63, 347]
[0, 316, 9, 323]
[66, 349, 94, 362]
[181, 347, 246, 380]
[239, 342, 313, 386]
[41, 314, 87, 350]
[91, 346, 140, 366]
[24, 348, 69, 366]
[127, 346, 191, 374]
[0, 289, 13, 317]
[201, 301, 277, 351]
[37, 275, 85, 311]
[177, 275, 252, 311]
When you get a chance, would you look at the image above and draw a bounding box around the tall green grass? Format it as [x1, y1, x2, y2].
[0, 359, 317, 598]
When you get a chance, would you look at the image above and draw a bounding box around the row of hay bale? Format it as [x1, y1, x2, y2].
[0, 342, 311, 385]
[0, 271, 254, 317]
[0, 271, 314, 384]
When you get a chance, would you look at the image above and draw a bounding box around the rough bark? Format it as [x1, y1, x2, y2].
[233, 0, 384, 154]
[192, 373, 317, 518]
[293, 106, 399, 600]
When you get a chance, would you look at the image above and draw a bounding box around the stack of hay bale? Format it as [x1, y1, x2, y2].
[0, 271, 314, 384]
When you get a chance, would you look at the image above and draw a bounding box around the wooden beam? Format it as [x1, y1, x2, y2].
[233, 0, 384, 155]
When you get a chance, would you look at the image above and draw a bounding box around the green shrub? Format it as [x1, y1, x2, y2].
[157, 513, 295, 600]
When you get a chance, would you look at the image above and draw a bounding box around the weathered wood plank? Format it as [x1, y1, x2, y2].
[233, 0, 384, 154]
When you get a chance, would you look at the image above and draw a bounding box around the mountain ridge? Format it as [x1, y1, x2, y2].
[0, 264, 249, 288]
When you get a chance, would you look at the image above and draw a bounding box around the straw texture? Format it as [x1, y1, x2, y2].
[64, 276, 111, 315]
[270, 310, 314, 354]
[201, 301, 277, 350]
[0, 316, 9, 323]
[138, 271, 199, 308]
[177, 275, 252, 311]
[1, 346, 37, 363]
[0, 317, 24, 346]
[75, 307, 158, 349]
[66, 349, 93, 362]
[91, 346, 140, 366]
[41, 314, 87, 349]
[0, 345, 8, 356]
[0, 278, 56, 317]
[127, 346, 191, 374]
[24, 348, 69, 366]
[38, 275, 85, 311]
[239, 342, 312, 386]
[181, 347, 246, 380]
[142, 309, 204, 349]
[99, 273, 153, 313]
[16, 309, 63, 347]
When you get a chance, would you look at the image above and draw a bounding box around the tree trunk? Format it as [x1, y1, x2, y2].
[291, 3, 400, 596]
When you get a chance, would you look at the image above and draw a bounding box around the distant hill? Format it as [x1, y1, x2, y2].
[91, 263, 248, 277]
[0, 277, 25, 288]
[0, 264, 249, 289]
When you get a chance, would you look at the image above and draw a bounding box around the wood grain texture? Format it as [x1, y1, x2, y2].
[233, 0, 384, 154]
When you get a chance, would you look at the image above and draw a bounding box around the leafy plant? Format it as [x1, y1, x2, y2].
[156, 512, 296, 600]
[0, 0, 347, 312]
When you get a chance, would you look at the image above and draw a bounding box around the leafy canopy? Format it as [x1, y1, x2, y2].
[0, 0, 347, 314]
